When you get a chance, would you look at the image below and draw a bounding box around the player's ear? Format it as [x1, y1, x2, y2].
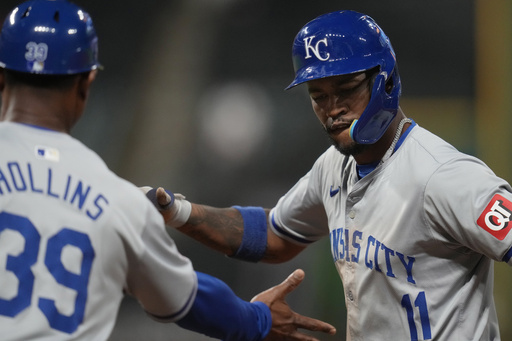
[87, 69, 98, 84]
[77, 70, 97, 101]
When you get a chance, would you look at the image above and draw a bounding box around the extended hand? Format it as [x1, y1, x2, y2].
[252, 269, 336, 341]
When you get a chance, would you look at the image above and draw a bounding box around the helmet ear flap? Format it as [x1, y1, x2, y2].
[365, 66, 380, 91]
[350, 70, 400, 144]
[384, 66, 400, 95]
[385, 76, 394, 94]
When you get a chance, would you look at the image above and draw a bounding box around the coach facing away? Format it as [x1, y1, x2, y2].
[147, 10, 512, 341]
[0, 1, 336, 340]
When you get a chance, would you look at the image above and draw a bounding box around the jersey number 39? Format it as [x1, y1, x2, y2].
[0, 211, 95, 334]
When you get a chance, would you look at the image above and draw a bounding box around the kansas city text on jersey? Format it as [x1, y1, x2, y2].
[0, 161, 109, 221]
[330, 227, 416, 284]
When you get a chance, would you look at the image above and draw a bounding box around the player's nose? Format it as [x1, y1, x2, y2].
[326, 96, 348, 118]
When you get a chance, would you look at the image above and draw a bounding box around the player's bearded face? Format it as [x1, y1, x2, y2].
[308, 73, 372, 156]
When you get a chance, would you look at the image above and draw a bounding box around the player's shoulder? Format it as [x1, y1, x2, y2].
[406, 125, 478, 166]
[93, 172, 161, 237]
[407, 125, 494, 185]
[51, 133, 159, 226]
[89, 166, 153, 212]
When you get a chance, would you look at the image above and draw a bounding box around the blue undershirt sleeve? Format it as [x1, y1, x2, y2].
[177, 272, 272, 341]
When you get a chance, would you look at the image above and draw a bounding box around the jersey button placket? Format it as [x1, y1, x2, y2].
[344, 196, 360, 339]
[346, 201, 356, 270]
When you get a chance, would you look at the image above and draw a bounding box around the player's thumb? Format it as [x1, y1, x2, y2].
[277, 269, 305, 297]
[156, 187, 172, 207]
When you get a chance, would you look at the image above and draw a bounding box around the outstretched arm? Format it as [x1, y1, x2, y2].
[143, 187, 306, 264]
[176, 269, 336, 341]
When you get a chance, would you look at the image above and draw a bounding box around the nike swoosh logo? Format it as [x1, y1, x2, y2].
[330, 185, 341, 197]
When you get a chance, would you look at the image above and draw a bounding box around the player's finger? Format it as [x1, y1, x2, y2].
[251, 269, 306, 303]
[292, 314, 336, 336]
[275, 269, 305, 297]
[156, 187, 172, 207]
[269, 329, 334, 341]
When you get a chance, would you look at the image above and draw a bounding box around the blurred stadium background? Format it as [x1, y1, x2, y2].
[0, 0, 511, 340]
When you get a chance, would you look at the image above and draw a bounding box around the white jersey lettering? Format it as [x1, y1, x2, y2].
[0, 161, 109, 221]
[330, 227, 417, 285]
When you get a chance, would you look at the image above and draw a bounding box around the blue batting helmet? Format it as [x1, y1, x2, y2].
[286, 10, 401, 144]
[0, 0, 101, 75]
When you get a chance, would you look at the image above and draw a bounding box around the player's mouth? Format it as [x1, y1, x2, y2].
[326, 117, 354, 134]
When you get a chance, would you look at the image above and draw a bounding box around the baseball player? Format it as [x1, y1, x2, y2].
[146, 10, 512, 341]
[0, 1, 337, 340]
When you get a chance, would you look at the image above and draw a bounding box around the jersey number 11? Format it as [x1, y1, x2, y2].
[401, 291, 432, 341]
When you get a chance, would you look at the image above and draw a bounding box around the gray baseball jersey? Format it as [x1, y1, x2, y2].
[0, 122, 197, 340]
[270, 123, 512, 341]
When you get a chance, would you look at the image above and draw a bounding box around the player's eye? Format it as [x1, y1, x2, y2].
[310, 93, 328, 102]
[337, 86, 358, 96]
[335, 75, 370, 96]
[339, 79, 368, 95]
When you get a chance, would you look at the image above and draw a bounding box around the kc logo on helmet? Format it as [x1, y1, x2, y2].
[477, 194, 512, 240]
[303, 36, 330, 61]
